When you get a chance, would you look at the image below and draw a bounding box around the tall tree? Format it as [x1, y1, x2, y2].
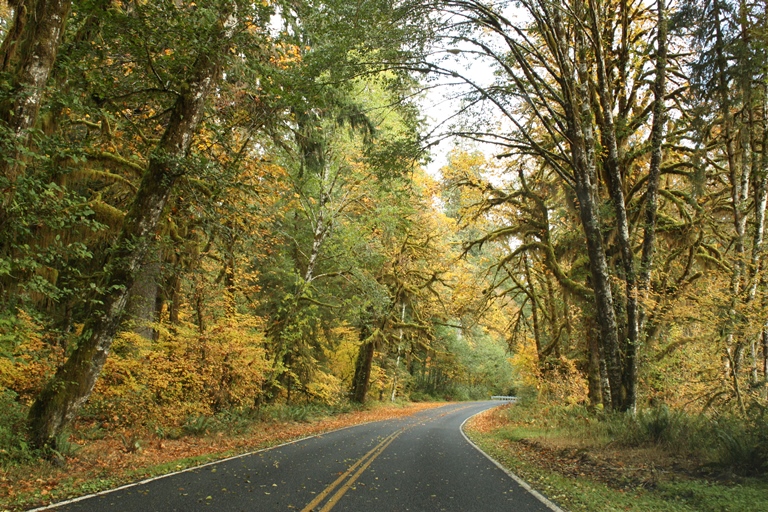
[676, 0, 768, 411]
[27, 0, 267, 447]
[0, 0, 74, 311]
[431, 0, 678, 411]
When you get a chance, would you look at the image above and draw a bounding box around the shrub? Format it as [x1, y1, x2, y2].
[86, 319, 268, 429]
[497, 397, 768, 476]
[182, 415, 217, 436]
[0, 388, 35, 465]
[711, 416, 768, 475]
[0, 310, 62, 403]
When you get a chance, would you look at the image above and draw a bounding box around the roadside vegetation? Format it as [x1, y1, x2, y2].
[466, 402, 768, 512]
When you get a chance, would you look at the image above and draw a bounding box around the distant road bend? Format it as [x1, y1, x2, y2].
[33, 402, 563, 512]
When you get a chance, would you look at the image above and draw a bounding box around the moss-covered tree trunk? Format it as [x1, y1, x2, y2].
[350, 325, 375, 403]
[567, 6, 624, 411]
[27, 11, 235, 447]
[125, 251, 162, 340]
[0, 0, 71, 149]
[0, 0, 72, 278]
[585, 313, 602, 407]
[587, 0, 639, 413]
[639, 0, 668, 298]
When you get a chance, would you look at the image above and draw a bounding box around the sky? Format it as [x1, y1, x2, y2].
[419, 4, 527, 178]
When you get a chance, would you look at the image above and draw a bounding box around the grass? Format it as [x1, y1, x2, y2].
[470, 429, 701, 512]
[464, 403, 768, 512]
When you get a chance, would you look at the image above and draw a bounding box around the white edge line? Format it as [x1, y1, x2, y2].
[25, 415, 396, 512]
[460, 405, 566, 512]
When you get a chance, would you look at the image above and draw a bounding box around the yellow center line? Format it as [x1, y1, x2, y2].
[301, 407, 465, 512]
[317, 432, 400, 512]
[300, 430, 400, 512]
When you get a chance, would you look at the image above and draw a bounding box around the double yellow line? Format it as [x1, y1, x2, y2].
[301, 430, 402, 512]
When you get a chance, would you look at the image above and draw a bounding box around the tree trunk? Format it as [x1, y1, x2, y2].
[586, 313, 602, 407]
[125, 253, 161, 340]
[588, 0, 639, 413]
[599, 348, 612, 407]
[746, 7, 768, 392]
[759, 125, 768, 389]
[224, 255, 237, 317]
[763, 325, 768, 386]
[523, 253, 542, 357]
[575, 175, 623, 410]
[0, 0, 71, 166]
[167, 273, 182, 325]
[570, 23, 624, 410]
[350, 326, 375, 403]
[390, 303, 405, 402]
[194, 275, 207, 334]
[27, 10, 234, 447]
[639, 0, 668, 303]
[549, 0, 625, 411]
[545, 272, 560, 357]
[711, 0, 750, 415]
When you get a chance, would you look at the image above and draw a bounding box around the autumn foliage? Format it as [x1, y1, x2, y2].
[3, 0, 768, 499]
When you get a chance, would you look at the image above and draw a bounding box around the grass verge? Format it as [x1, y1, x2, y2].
[464, 404, 768, 512]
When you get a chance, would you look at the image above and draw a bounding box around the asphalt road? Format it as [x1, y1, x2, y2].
[35, 402, 561, 512]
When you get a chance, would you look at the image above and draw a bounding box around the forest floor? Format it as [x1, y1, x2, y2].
[0, 401, 444, 512]
[465, 405, 768, 512]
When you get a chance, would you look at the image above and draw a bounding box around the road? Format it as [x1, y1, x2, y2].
[35, 402, 561, 512]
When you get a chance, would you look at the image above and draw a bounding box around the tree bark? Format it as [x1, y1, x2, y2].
[350, 325, 376, 403]
[588, 0, 639, 413]
[0, 0, 71, 146]
[639, 0, 668, 301]
[27, 9, 235, 448]
[570, 9, 624, 411]
[586, 313, 602, 407]
[125, 252, 161, 340]
[167, 273, 182, 325]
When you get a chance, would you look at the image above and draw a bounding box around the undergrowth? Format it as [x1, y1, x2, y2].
[0, 389, 35, 465]
[176, 402, 362, 437]
[467, 401, 768, 512]
[500, 401, 768, 474]
[0, 394, 385, 471]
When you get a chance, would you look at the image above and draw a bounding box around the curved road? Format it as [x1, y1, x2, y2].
[35, 402, 561, 511]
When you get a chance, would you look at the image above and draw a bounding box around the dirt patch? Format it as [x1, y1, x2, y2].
[1, 402, 445, 511]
